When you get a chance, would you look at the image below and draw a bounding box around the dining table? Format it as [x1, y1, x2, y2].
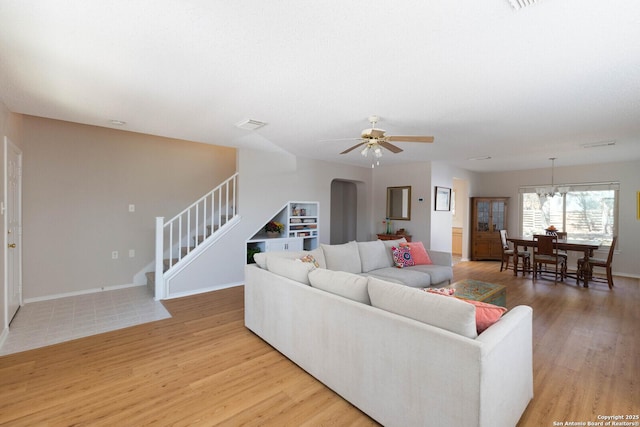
[507, 236, 601, 287]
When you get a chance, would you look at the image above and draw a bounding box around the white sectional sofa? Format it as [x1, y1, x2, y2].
[245, 242, 534, 427]
[256, 239, 454, 288]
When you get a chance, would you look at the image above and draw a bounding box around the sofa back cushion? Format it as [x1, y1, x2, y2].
[267, 256, 316, 285]
[321, 241, 362, 274]
[380, 238, 407, 267]
[367, 277, 478, 339]
[253, 250, 305, 270]
[357, 240, 393, 272]
[308, 268, 371, 304]
[308, 247, 327, 269]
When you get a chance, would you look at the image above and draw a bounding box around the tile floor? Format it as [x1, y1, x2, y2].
[0, 286, 171, 356]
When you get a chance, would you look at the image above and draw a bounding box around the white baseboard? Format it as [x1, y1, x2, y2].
[0, 327, 8, 348]
[23, 283, 145, 304]
[162, 281, 244, 301]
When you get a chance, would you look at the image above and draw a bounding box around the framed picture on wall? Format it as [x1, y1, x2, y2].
[435, 186, 452, 211]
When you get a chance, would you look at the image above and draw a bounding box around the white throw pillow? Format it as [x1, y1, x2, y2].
[357, 240, 393, 272]
[308, 268, 371, 304]
[320, 241, 362, 274]
[367, 277, 477, 339]
[267, 256, 315, 285]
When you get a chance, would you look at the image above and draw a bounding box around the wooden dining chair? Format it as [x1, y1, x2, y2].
[499, 230, 530, 275]
[577, 236, 617, 289]
[533, 234, 565, 283]
[554, 231, 569, 260]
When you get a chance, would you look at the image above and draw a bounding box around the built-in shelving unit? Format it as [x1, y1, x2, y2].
[246, 201, 319, 263]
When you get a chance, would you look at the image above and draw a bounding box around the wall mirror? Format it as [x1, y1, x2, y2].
[386, 186, 411, 220]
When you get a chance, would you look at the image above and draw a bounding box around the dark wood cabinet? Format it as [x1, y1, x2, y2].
[470, 197, 508, 260]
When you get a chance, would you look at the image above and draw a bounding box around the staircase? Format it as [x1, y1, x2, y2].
[149, 173, 240, 299]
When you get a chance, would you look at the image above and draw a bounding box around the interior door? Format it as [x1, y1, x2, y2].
[5, 138, 22, 325]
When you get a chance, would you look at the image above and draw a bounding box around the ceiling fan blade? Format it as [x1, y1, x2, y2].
[387, 135, 434, 143]
[378, 141, 403, 153]
[319, 137, 361, 142]
[340, 141, 366, 154]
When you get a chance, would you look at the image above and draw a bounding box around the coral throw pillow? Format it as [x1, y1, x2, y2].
[408, 242, 432, 265]
[461, 299, 508, 333]
[392, 244, 415, 268]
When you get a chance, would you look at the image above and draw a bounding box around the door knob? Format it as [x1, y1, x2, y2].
[8, 243, 16, 248]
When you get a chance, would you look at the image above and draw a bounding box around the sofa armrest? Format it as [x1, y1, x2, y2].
[426, 249, 452, 267]
[475, 305, 534, 427]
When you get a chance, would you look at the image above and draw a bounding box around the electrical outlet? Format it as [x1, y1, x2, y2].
[112, 251, 118, 259]
[129, 249, 135, 258]
[128, 204, 135, 212]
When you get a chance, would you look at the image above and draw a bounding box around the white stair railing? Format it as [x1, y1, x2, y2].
[154, 173, 238, 299]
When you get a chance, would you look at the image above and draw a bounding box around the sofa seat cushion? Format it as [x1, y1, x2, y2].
[363, 267, 432, 288]
[308, 268, 371, 304]
[321, 241, 362, 274]
[367, 277, 478, 339]
[405, 264, 453, 286]
[357, 240, 393, 272]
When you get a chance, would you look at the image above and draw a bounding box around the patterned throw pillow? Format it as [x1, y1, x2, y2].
[298, 254, 319, 268]
[392, 244, 415, 268]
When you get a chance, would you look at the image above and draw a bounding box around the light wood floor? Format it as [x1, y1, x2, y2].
[1, 261, 638, 426]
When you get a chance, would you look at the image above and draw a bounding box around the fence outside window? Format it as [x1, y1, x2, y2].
[520, 182, 618, 247]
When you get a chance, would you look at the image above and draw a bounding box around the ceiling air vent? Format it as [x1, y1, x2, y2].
[508, 0, 539, 9]
[235, 119, 267, 131]
[580, 140, 616, 149]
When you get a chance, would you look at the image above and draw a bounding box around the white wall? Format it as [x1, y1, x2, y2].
[7, 110, 639, 307]
[165, 149, 373, 296]
[475, 160, 640, 277]
[372, 161, 479, 256]
[21, 116, 237, 300]
[372, 162, 432, 244]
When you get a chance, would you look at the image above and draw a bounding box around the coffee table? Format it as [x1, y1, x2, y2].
[445, 279, 506, 307]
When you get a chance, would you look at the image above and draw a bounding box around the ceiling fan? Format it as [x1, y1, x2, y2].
[338, 116, 434, 167]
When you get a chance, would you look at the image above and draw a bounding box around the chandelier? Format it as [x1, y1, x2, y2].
[536, 157, 570, 199]
[361, 140, 383, 168]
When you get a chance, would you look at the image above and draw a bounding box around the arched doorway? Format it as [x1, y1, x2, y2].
[330, 180, 357, 244]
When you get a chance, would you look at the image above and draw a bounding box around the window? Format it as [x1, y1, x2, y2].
[520, 182, 618, 246]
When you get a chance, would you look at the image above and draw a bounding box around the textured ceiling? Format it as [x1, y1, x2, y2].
[1, 0, 639, 171]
